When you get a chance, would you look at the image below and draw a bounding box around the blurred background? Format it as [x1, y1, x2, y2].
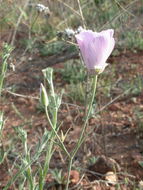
[1, 0, 143, 50]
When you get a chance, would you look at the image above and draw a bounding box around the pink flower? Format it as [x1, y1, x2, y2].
[75, 29, 115, 74]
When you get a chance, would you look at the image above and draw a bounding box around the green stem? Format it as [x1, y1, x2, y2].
[45, 107, 70, 158]
[0, 44, 13, 97]
[30, 13, 39, 34]
[72, 75, 98, 157]
[65, 158, 73, 190]
[39, 106, 56, 190]
[39, 105, 70, 190]
[0, 48, 11, 97]
[27, 167, 34, 190]
[39, 129, 54, 189]
[44, 140, 53, 177]
[24, 142, 34, 190]
[65, 75, 98, 190]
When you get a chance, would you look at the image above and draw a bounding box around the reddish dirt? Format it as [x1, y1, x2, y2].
[0, 48, 143, 189]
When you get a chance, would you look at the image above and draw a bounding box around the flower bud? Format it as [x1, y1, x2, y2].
[40, 83, 49, 107]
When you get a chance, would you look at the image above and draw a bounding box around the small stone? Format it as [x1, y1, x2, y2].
[131, 97, 137, 103]
[66, 115, 73, 122]
[70, 170, 80, 184]
[138, 181, 143, 189]
[105, 171, 118, 184]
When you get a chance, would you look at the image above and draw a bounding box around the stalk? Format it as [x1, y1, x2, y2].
[65, 75, 98, 190]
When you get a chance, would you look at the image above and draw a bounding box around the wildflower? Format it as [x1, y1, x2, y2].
[57, 28, 75, 40]
[65, 28, 75, 39]
[35, 3, 50, 16]
[36, 4, 46, 12]
[75, 29, 115, 74]
[75, 26, 84, 34]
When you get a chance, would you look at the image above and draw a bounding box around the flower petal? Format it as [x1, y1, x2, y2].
[75, 29, 115, 73]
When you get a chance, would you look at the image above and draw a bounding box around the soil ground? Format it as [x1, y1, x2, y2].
[0, 47, 143, 189]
